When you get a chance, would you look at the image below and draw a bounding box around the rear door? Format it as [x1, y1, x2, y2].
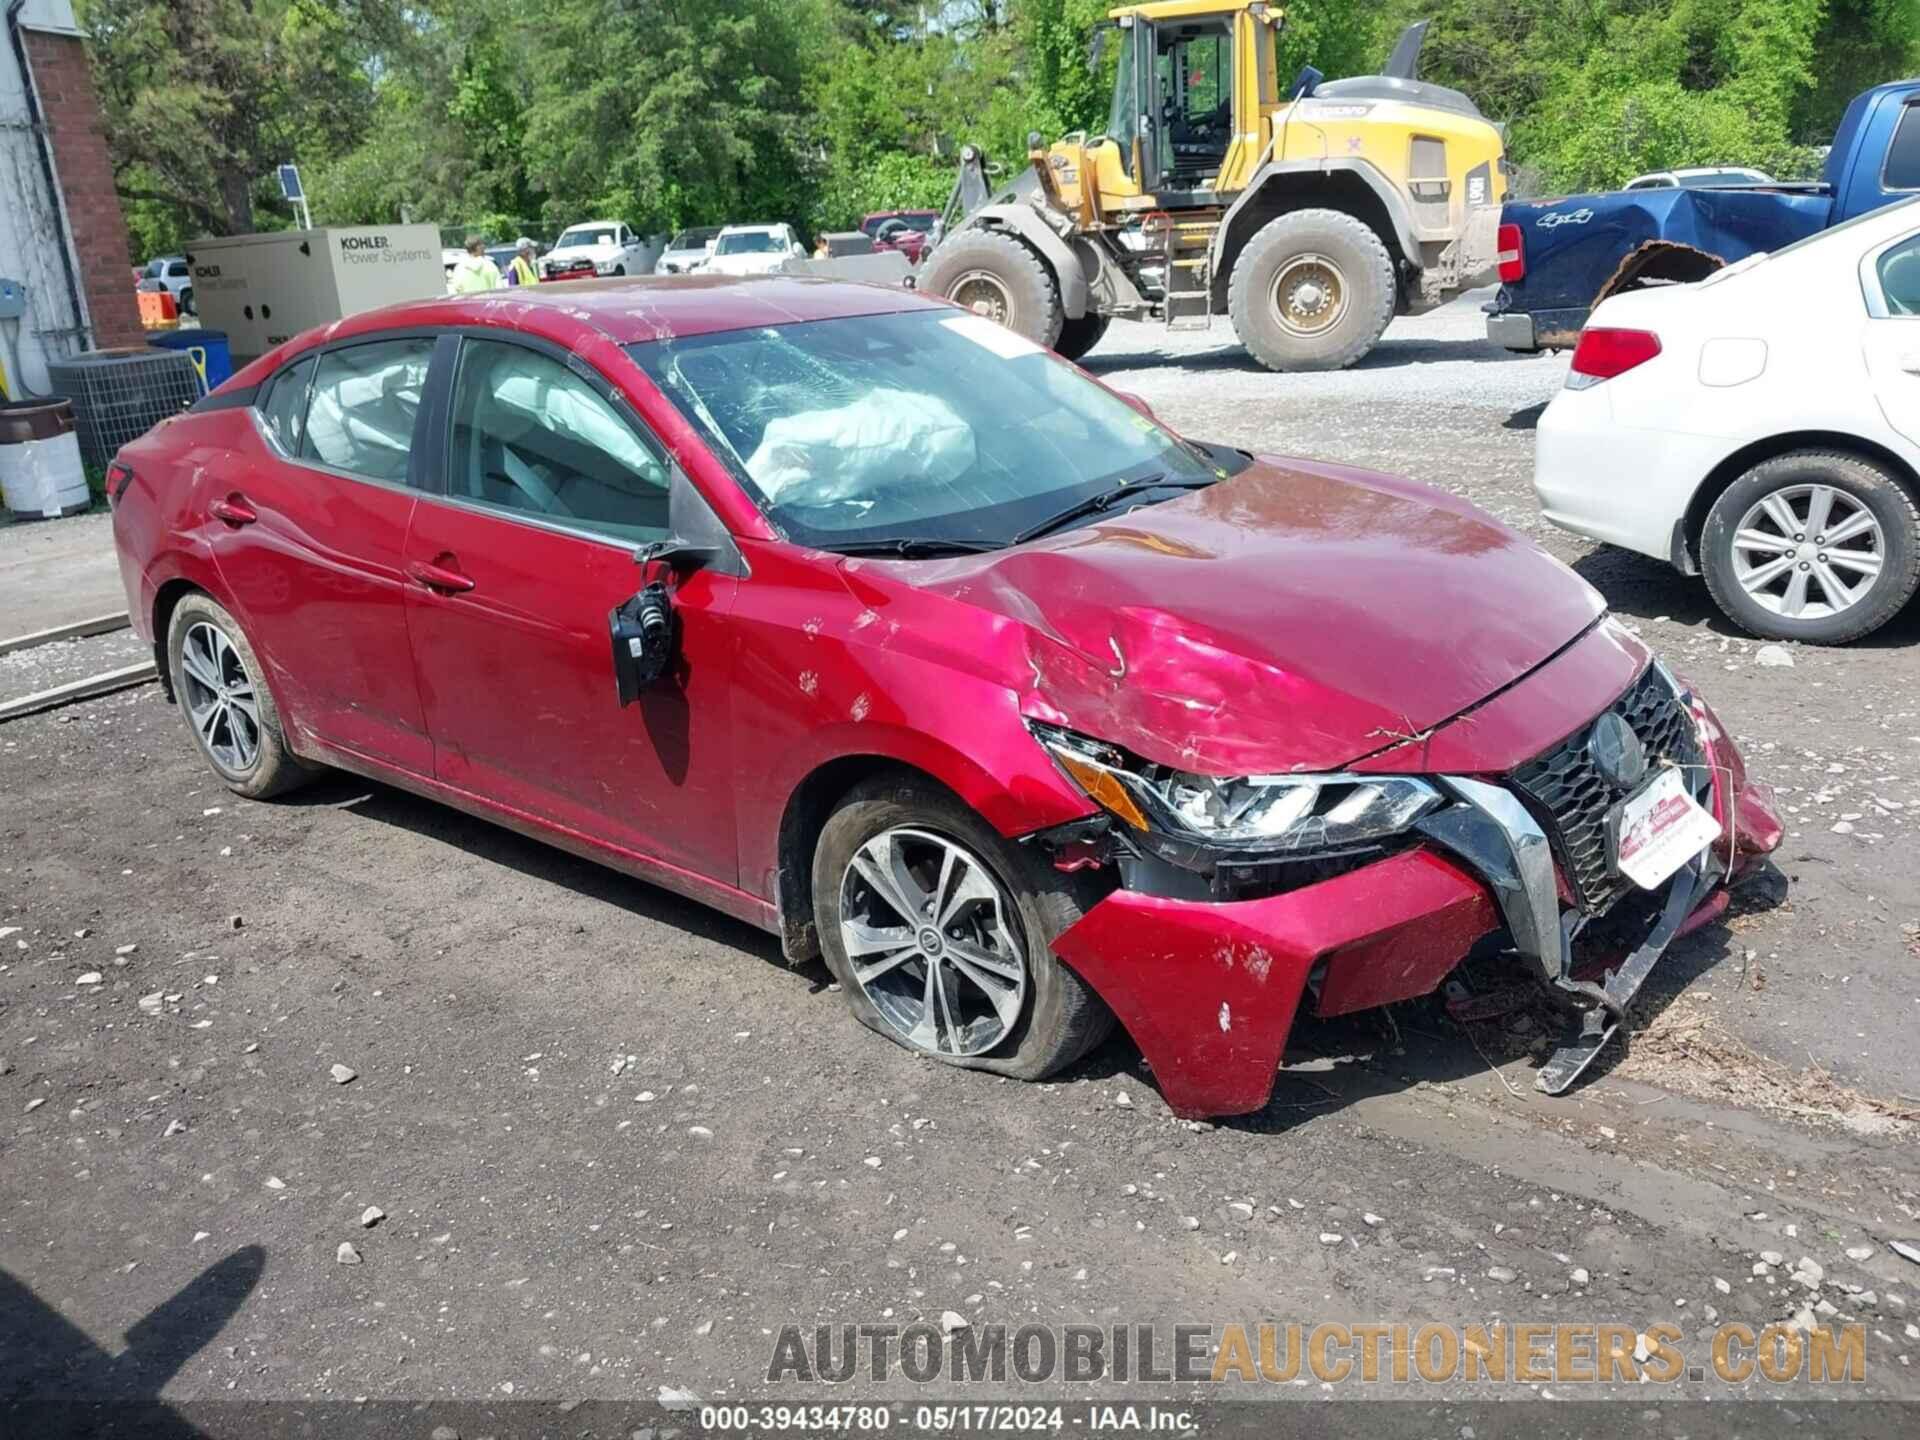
[1861, 225, 1920, 448]
[202, 334, 439, 770]
[400, 332, 742, 883]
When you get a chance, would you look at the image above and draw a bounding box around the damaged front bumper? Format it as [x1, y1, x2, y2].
[1048, 668, 1782, 1119]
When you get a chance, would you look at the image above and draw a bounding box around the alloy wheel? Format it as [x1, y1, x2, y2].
[837, 827, 1028, 1059]
[949, 270, 1014, 326]
[1268, 253, 1348, 338]
[1731, 484, 1885, 620]
[178, 621, 262, 773]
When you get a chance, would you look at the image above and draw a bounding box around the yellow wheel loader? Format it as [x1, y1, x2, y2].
[919, 8, 1508, 369]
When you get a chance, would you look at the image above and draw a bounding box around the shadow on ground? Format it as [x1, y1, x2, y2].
[1, 1245, 263, 1437]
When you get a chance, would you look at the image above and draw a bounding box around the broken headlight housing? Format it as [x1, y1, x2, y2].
[1030, 722, 1441, 854]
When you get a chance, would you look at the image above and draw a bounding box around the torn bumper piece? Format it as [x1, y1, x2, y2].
[1049, 691, 1783, 1121]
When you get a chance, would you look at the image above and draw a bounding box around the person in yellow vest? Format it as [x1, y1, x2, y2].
[508, 238, 541, 287]
[449, 237, 502, 294]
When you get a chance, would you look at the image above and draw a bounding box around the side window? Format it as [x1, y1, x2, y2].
[168, 261, 189, 278]
[301, 337, 434, 483]
[1885, 104, 1920, 191]
[1877, 234, 1920, 315]
[447, 338, 671, 543]
[258, 355, 316, 454]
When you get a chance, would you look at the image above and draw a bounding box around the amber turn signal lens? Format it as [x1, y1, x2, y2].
[1053, 750, 1151, 831]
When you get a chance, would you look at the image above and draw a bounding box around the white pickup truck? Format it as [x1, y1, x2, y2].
[541, 221, 658, 279]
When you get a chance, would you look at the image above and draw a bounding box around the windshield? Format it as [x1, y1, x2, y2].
[628, 308, 1217, 550]
[559, 227, 616, 247]
[716, 231, 780, 255]
[671, 228, 720, 250]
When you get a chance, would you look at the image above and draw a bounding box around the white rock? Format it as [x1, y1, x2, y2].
[1713, 1277, 1731, 1294]
[1220, 1251, 1238, 1265]
[862, 1155, 882, 1168]
[1319, 1233, 1343, 1246]
[1760, 1250, 1785, 1266]
[1487, 1266, 1518, 1284]
[359, 1206, 385, 1228]
[657, 1386, 702, 1409]
[1754, 645, 1795, 669]
[336, 1242, 362, 1265]
[328, 1064, 357, 1085]
[1795, 1257, 1826, 1283]
[163, 1119, 187, 1137]
[1571, 1267, 1591, 1286]
[695, 1319, 714, 1336]
[76, 972, 102, 986]
[1363, 1213, 1384, 1227]
[1113, 1091, 1133, 1108]
[24, 1097, 45, 1113]
[687, 1125, 714, 1139]
[1846, 1245, 1875, 1261]
[940, 1310, 970, 1335]
[264, 1176, 286, 1190]
[114, 944, 137, 956]
[1180, 1216, 1200, 1230]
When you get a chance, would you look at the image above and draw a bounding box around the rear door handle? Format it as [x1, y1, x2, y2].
[406, 558, 476, 594]
[209, 495, 257, 526]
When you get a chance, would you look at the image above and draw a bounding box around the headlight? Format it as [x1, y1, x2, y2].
[1031, 722, 1440, 852]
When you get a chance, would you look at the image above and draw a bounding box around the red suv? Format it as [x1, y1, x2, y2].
[861, 210, 939, 264]
[108, 278, 1780, 1117]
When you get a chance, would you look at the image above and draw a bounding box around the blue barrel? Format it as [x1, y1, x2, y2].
[149, 329, 234, 395]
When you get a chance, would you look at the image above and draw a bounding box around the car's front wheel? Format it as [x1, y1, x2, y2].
[812, 777, 1112, 1079]
[1700, 450, 1920, 643]
[166, 593, 316, 799]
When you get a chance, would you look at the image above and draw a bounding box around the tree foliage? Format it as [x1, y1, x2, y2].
[81, 0, 1920, 259]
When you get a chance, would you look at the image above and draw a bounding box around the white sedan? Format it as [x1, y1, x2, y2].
[1535, 198, 1920, 643]
[701, 223, 807, 277]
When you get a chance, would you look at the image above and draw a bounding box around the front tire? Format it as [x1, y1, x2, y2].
[1700, 450, 1920, 643]
[812, 776, 1112, 1079]
[1227, 208, 1395, 372]
[166, 594, 316, 799]
[612, 264, 627, 276]
[920, 229, 1063, 347]
[1053, 310, 1111, 363]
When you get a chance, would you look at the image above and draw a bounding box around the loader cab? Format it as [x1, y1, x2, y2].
[1103, 7, 1277, 201]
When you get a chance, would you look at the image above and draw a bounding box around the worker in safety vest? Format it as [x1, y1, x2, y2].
[508, 238, 541, 287]
[449, 237, 502, 294]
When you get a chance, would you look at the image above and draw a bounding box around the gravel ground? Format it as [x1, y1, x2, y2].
[2, 292, 1918, 1424]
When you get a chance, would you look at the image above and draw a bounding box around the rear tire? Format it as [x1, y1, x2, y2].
[921, 229, 1063, 347]
[1053, 310, 1111, 362]
[166, 593, 317, 800]
[812, 776, 1113, 1080]
[1227, 208, 1395, 372]
[1699, 450, 1920, 643]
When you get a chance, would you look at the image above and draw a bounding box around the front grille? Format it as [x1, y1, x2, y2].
[1508, 664, 1704, 914]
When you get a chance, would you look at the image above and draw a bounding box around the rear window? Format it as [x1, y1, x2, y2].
[1885, 104, 1920, 191]
[258, 356, 315, 454]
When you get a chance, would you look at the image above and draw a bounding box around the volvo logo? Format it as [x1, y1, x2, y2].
[1587, 712, 1647, 791]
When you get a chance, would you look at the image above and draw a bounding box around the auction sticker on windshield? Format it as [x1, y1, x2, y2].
[1614, 767, 1722, 890]
[940, 314, 1046, 359]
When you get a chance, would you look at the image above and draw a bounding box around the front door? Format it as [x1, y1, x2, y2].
[201, 335, 436, 771]
[401, 334, 742, 885]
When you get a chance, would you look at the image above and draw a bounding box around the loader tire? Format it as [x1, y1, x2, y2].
[1052, 310, 1110, 362]
[922, 230, 1063, 347]
[1228, 209, 1396, 372]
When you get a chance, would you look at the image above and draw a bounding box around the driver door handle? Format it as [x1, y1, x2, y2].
[406, 557, 476, 594]
[209, 495, 257, 526]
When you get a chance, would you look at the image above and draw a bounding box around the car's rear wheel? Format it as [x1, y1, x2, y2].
[812, 777, 1112, 1079]
[612, 264, 626, 276]
[166, 594, 316, 799]
[180, 287, 195, 316]
[1700, 450, 1920, 643]
[1053, 311, 1111, 363]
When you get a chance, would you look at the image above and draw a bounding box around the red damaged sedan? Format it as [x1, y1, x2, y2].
[108, 277, 1781, 1117]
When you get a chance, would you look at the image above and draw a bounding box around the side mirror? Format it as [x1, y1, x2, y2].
[610, 582, 675, 704]
[1289, 64, 1323, 100]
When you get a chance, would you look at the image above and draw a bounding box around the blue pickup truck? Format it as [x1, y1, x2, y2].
[1487, 79, 1920, 351]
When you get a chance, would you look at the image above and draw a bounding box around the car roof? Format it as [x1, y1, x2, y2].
[718, 223, 784, 234]
[253, 276, 938, 377]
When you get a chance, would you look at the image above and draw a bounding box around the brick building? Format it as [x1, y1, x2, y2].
[1, 0, 142, 397]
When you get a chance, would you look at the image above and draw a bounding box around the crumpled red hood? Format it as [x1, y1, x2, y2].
[910, 456, 1606, 775]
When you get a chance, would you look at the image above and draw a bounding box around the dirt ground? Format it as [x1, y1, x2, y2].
[3, 291, 1918, 1427]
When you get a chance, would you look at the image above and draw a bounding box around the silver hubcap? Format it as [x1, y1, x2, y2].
[837, 827, 1028, 1059]
[949, 270, 1013, 326]
[1269, 253, 1348, 338]
[1731, 484, 1885, 619]
[179, 621, 261, 773]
